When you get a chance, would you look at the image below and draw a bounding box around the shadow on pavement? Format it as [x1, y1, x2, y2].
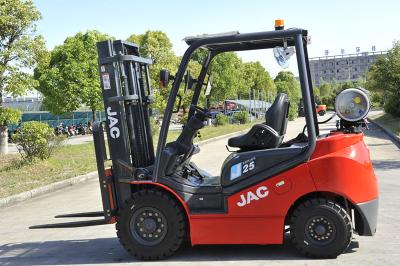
[364, 123, 399, 145]
[0, 235, 360, 265]
[372, 160, 400, 171]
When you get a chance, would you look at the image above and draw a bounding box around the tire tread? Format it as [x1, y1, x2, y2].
[290, 198, 352, 259]
[116, 189, 186, 260]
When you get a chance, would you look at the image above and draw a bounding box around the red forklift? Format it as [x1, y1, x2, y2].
[31, 22, 378, 260]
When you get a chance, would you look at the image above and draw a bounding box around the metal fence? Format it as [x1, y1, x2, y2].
[8, 111, 105, 131]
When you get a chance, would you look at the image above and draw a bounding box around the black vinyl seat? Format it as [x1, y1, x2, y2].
[228, 93, 290, 151]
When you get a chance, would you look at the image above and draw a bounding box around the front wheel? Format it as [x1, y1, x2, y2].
[290, 198, 352, 258]
[116, 189, 186, 260]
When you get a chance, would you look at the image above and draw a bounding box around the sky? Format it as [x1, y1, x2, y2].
[32, 0, 400, 77]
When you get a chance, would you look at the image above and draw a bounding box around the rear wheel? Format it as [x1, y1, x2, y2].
[116, 189, 186, 260]
[290, 198, 352, 258]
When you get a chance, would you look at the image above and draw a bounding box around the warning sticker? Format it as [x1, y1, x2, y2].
[102, 73, 111, 90]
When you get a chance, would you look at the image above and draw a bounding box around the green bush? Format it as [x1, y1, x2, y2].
[287, 102, 299, 121]
[12, 121, 64, 161]
[215, 113, 228, 126]
[149, 116, 159, 137]
[233, 111, 249, 124]
[384, 97, 400, 117]
[370, 91, 383, 109]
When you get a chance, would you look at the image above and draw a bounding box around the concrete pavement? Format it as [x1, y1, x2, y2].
[1, 112, 399, 265]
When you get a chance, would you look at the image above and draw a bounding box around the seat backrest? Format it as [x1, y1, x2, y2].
[265, 93, 290, 136]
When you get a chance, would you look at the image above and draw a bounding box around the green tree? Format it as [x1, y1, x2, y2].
[127, 31, 179, 114]
[341, 80, 354, 90]
[239, 62, 276, 100]
[274, 71, 301, 120]
[366, 42, 400, 116]
[208, 52, 242, 101]
[35, 30, 112, 119]
[0, 0, 45, 153]
[319, 82, 332, 97]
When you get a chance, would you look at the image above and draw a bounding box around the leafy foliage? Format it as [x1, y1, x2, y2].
[0, 107, 22, 127]
[209, 52, 243, 101]
[274, 71, 301, 120]
[233, 110, 249, 124]
[149, 116, 159, 137]
[238, 62, 276, 100]
[126, 31, 277, 116]
[128, 31, 181, 114]
[12, 121, 64, 161]
[366, 42, 400, 116]
[215, 113, 228, 126]
[319, 82, 332, 97]
[35, 30, 112, 118]
[0, 0, 46, 102]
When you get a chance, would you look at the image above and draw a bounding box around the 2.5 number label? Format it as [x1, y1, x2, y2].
[243, 161, 255, 174]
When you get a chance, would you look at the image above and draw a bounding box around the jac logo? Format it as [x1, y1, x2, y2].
[107, 107, 120, 139]
[236, 186, 269, 207]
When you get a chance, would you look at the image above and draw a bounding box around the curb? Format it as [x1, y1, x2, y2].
[367, 118, 400, 148]
[0, 171, 98, 208]
[0, 128, 249, 208]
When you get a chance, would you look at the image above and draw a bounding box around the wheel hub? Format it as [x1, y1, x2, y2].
[305, 216, 336, 245]
[142, 218, 157, 233]
[130, 207, 167, 246]
[314, 224, 327, 236]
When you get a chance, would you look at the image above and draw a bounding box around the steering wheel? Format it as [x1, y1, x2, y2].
[190, 104, 211, 119]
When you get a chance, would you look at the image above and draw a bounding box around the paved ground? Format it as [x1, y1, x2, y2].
[1, 111, 399, 266]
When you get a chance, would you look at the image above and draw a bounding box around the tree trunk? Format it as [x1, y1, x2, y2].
[0, 84, 3, 106]
[0, 126, 8, 155]
[92, 109, 96, 122]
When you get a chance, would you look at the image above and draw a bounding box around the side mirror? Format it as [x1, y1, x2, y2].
[183, 70, 197, 93]
[160, 69, 171, 88]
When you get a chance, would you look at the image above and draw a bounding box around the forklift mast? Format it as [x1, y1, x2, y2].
[96, 40, 155, 207]
[29, 40, 157, 228]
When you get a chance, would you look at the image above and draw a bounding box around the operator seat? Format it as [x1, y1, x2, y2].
[228, 93, 289, 151]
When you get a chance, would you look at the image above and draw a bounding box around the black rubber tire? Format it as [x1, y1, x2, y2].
[116, 189, 186, 260]
[290, 198, 352, 258]
[318, 110, 326, 116]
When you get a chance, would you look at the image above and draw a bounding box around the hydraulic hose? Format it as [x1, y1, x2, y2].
[303, 112, 337, 134]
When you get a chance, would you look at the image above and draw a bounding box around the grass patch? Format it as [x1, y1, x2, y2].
[370, 113, 400, 137]
[0, 121, 256, 198]
[0, 143, 97, 198]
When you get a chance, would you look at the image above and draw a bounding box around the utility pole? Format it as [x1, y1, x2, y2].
[253, 89, 256, 119]
[248, 91, 251, 115]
